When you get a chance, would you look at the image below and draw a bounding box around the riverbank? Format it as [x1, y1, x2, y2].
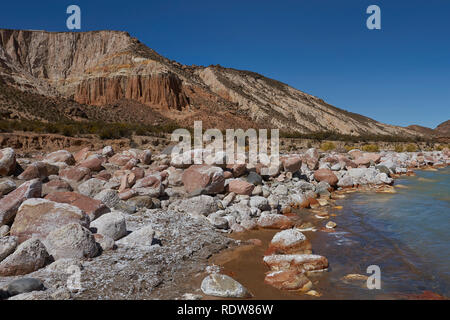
[0, 146, 448, 299]
[210, 166, 449, 299]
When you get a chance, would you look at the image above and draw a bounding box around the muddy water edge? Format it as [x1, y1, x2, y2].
[206, 168, 449, 300]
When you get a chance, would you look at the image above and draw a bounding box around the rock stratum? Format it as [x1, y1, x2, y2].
[0, 28, 427, 136]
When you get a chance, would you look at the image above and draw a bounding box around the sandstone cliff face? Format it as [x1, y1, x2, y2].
[0, 28, 422, 137]
[74, 74, 189, 110]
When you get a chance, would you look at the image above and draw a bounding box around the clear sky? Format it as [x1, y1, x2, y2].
[1, 0, 449, 128]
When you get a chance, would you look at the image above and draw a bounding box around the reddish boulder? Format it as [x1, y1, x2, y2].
[45, 150, 75, 165]
[313, 168, 338, 187]
[73, 147, 92, 163]
[263, 254, 329, 273]
[42, 179, 73, 196]
[228, 179, 255, 196]
[264, 270, 312, 291]
[226, 163, 246, 177]
[45, 191, 109, 221]
[59, 166, 91, 183]
[78, 155, 105, 172]
[10, 198, 90, 243]
[0, 179, 42, 226]
[182, 165, 225, 194]
[282, 156, 302, 173]
[109, 153, 134, 166]
[303, 148, 320, 170]
[348, 149, 363, 160]
[17, 162, 48, 181]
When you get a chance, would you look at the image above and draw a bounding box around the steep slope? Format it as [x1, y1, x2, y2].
[435, 120, 450, 137]
[0, 28, 422, 137]
[406, 125, 437, 138]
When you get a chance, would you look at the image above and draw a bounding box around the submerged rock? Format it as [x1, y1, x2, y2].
[267, 229, 312, 255]
[264, 269, 312, 291]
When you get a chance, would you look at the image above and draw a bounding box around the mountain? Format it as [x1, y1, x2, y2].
[435, 120, 450, 137]
[0, 29, 422, 137]
[406, 120, 450, 139]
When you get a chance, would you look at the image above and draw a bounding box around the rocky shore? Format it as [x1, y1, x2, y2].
[0, 145, 448, 300]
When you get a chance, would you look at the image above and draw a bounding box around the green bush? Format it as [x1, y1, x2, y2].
[394, 144, 404, 152]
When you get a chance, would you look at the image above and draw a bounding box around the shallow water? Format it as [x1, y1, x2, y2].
[216, 167, 450, 299]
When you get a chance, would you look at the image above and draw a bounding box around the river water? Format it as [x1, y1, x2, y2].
[217, 167, 450, 299]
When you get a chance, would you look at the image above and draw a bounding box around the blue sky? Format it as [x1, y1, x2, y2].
[1, 0, 449, 128]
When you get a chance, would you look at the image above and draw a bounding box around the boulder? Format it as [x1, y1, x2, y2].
[7, 278, 45, 297]
[116, 225, 155, 249]
[228, 179, 255, 196]
[126, 195, 153, 209]
[17, 162, 48, 181]
[257, 213, 294, 229]
[246, 171, 263, 186]
[0, 236, 18, 262]
[44, 223, 99, 260]
[90, 211, 127, 240]
[59, 166, 91, 184]
[0, 179, 42, 226]
[77, 178, 106, 198]
[201, 274, 251, 298]
[304, 148, 319, 170]
[94, 189, 121, 209]
[337, 175, 354, 187]
[42, 179, 73, 196]
[11, 198, 90, 243]
[45, 191, 109, 221]
[167, 168, 183, 186]
[226, 163, 246, 177]
[282, 156, 302, 173]
[172, 195, 218, 217]
[267, 229, 312, 255]
[0, 238, 50, 276]
[102, 146, 114, 157]
[313, 168, 338, 187]
[348, 149, 363, 160]
[182, 165, 225, 194]
[263, 254, 329, 273]
[0, 148, 17, 176]
[0, 179, 16, 196]
[93, 234, 115, 251]
[108, 153, 134, 166]
[264, 270, 312, 291]
[249, 196, 270, 211]
[133, 174, 163, 197]
[45, 150, 75, 165]
[78, 155, 105, 172]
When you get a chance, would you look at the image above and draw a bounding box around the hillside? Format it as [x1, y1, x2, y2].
[0, 28, 423, 137]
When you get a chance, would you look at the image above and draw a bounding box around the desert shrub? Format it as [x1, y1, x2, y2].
[394, 144, 404, 152]
[344, 145, 354, 152]
[405, 144, 417, 152]
[434, 145, 444, 151]
[320, 141, 336, 151]
[361, 144, 380, 152]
